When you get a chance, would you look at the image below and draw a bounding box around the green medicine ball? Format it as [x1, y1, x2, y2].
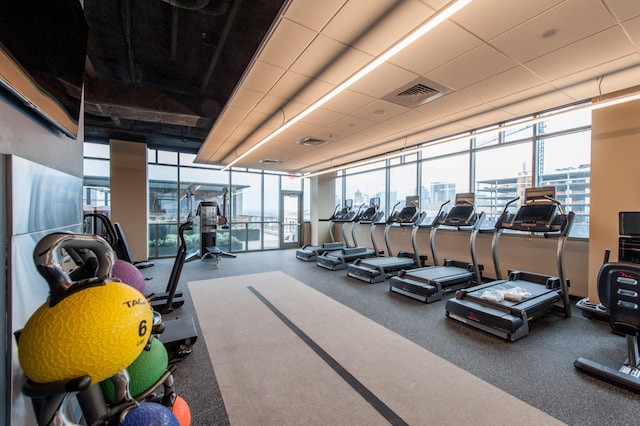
[100, 336, 169, 404]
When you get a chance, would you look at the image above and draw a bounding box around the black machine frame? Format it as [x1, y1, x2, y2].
[445, 186, 575, 341]
[346, 196, 427, 284]
[389, 193, 486, 303]
[295, 200, 353, 262]
[316, 197, 385, 271]
[575, 261, 640, 393]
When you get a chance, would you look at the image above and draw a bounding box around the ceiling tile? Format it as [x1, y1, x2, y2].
[413, 91, 486, 123]
[322, 0, 431, 56]
[352, 99, 409, 123]
[553, 56, 640, 100]
[283, 0, 347, 32]
[525, 27, 636, 82]
[228, 87, 265, 110]
[604, 0, 640, 22]
[257, 18, 318, 69]
[460, 66, 547, 102]
[299, 108, 347, 127]
[426, 44, 516, 90]
[490, 0, 616, 63]
[321, 89, 376, 114]
[488, 85, 574, 117]
[390, 20, 481, 76]
[290, 35, 372, 84]
[269, 70, 333, 104]
[350, 62, 420, 98]
[622, 15, 640, 45]
[241, 61, 286, 93]
[451, 0, 563, 41]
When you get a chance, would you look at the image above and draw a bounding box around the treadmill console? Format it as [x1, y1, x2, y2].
[358, 197, 381, 221]
[441, 204, 476, 227]
[508, 203, 558, 232]
[390, 206, 418, 223]
[334, 199, 355, 221]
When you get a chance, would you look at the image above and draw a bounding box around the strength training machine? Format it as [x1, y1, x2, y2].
[445, 186, 574, 341]
[576, 211, 640, 321]
[574, 256, 640, 393]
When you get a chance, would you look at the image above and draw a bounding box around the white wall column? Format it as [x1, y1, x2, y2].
[589, 89, 640, 302]
[310, 173, 336, 246]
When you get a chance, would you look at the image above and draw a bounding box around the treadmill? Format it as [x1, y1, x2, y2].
[316, 197, 385, 270]
[295, 202, 347, 261]
[445, 186, 575, 341]
[389, 193, 486, 303]
[347, 196, 426, 284]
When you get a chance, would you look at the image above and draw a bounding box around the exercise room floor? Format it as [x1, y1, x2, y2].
[142, 249, 640, 426]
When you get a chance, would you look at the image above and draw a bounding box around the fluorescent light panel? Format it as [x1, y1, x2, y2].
[221, 0, 473, 171]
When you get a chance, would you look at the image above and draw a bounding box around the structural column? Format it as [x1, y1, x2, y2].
[110, 140, 149, 262]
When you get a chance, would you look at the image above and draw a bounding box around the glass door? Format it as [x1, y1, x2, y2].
[281, 191, 302, 249]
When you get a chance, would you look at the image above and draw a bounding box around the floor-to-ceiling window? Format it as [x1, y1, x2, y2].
[338, 101, 592, 238]
[85, 101, 593, 257]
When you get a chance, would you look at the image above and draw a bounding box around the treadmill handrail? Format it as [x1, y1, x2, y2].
[384, 201, 402, 256]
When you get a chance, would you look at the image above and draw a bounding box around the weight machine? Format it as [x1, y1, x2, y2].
[196, 187, 236, 268]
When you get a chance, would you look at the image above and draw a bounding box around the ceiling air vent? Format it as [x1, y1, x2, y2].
[296, 137, 328, 147]
[259, 159, 282, 165]
[383, 77, 452, 108]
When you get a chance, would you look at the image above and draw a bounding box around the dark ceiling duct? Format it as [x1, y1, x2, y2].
[161, 0, 210, 10]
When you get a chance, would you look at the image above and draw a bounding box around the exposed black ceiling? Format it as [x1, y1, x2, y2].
[83, 0, 287, 154]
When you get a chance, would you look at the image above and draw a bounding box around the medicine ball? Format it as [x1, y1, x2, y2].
[112, 259, 146, 294]
[171, 395, 191, 426]
[18, 233, 153, 384]
[100, 336, 169, 404]
[120, 402, 179, 426]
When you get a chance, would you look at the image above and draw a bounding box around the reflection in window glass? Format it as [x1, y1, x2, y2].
[83, 155, 110, 215]
[149, 164, 178, 257]
[232, 172, 263, 221]
[179, 167, 228, 220]
[475, 142, 532, 227]
[538, 130, 591, 237]
[421, 153, 469, 220]
[389, 163, 417, 214]
[149, 164, 178, 223]
[345, 169, 386, 214]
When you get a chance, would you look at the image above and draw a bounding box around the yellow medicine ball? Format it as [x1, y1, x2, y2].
[18, 281, 152, 384]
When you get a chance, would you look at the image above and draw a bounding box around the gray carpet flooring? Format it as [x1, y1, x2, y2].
[142, 249, 640, 426]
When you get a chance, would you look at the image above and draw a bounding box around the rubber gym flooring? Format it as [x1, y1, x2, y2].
[142, 249, 640, 426]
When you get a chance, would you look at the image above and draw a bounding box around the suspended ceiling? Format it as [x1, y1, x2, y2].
[83, 0, 640, 174]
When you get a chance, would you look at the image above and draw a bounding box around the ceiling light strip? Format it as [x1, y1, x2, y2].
[302, 91, 640, 178]
[221, 0, 473, 171]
